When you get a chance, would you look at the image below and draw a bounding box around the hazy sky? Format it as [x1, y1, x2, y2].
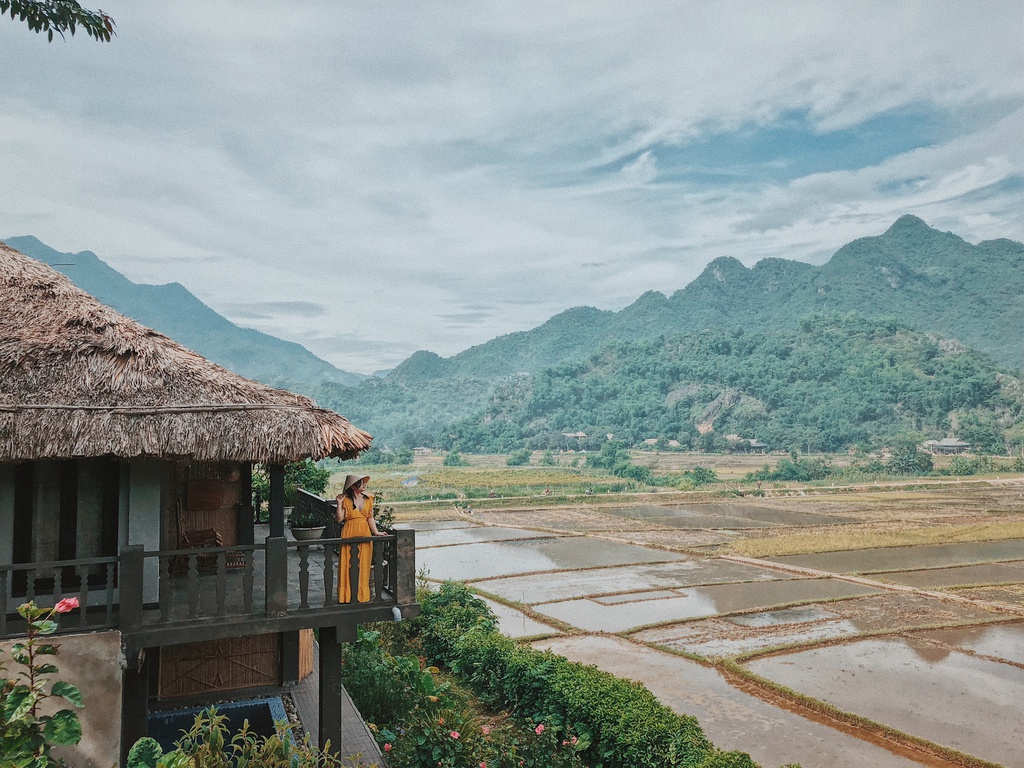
[3, 2, 1023, 374]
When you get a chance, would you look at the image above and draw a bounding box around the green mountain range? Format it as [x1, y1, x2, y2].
[315, 217, 1024, 449]
[3, 235, 364, 389]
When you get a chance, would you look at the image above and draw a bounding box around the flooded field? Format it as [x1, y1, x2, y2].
[410, 481, 1024, 766]
[747, 635, 1024, 766]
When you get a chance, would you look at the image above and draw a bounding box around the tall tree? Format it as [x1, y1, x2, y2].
[1, 0, 114, 41]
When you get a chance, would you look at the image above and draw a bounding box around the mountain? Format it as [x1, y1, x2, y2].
[314, 217, 1024, 446]
[3, 236, 365, 389]
[411, 216, 1024, 379]
[442, 315, 1023, 454]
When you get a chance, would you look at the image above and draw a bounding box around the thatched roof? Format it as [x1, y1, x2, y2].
[0, 241, 372, 463]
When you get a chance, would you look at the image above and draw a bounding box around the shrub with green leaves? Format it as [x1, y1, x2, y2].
[415, 582, 760, 768]
[0, 599, 84, 768]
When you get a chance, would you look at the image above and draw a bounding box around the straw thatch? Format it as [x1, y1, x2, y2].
[0, 241, 372, 463]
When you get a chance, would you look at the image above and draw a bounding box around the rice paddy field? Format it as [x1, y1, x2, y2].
[391, 457, 1024, 768]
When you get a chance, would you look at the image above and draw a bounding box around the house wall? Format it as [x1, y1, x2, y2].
[1, 629, 123, 768]
[0, 464, 13, 569]
[128, 460, 163, 603]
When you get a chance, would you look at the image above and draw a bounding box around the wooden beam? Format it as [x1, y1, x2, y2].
[119, 649, 149, 767]
[268, 464, 285, 538]
[318, 625, 343, 758]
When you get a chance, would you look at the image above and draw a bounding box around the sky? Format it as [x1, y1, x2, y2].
[2, 2, 1024, 374]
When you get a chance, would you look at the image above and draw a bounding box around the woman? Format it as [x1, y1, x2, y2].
[336, 474, 382, 603]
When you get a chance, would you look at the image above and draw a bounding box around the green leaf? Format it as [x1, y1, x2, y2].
[3, 685, 36, 721]
[51, 681, 84, 707]
[29, 619, 58, 635]
[43, 709, 82, 745]
[33, 663, 58, 676]
[33, 644, 58, 656]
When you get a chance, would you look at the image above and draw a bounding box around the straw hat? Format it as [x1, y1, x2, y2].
[342, 474, 370, 494]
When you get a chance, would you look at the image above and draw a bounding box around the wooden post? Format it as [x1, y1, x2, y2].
[120, 545, 144, 632]
[281, 630, 300, 685]
[269, 464, 285, 539]
[265, 537, 288, 616]
[395, 529, 416, 606]
[318, 624, 354, 757]
[119, 649, 149, 767]
[239, 463, 254, 546]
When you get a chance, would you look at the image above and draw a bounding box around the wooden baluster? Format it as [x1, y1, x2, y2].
[77, 564, 89, 628]
[322, 544, 334, 608]
[187, 554, 199, 619]
[159, 556, 172, 623]
[373, 540, 385, 602]
[347, 541, 360, 605]
[243, 551, 254, 615]
[298, 546, 310, 610]
[0, 571, 8, 635]
[105, 561, 116, 626]
[216, 552, 227, 617]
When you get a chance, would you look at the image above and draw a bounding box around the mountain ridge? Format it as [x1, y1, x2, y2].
[3, 235, 365, 390]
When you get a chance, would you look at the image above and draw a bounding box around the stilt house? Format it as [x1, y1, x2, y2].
[0, 242, 418, 765]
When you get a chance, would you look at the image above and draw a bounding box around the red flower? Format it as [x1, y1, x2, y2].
[54, 597, 79, 614]
[534, 723, 545, 735]
[449, 730, 460, 739]
[384, 743, 392, 752]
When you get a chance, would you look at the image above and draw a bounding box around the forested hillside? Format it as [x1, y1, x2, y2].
[399, 216, 1024, 379]
[435, 315, 1024, 454]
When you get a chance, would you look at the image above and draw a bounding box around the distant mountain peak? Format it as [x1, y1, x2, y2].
[886, 214, 930, 233]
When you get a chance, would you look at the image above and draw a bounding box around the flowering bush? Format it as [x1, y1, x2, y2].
[0, 598, 84, 767]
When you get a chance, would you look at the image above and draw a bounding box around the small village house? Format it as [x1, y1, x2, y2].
[0, 242, 418, 765]
[923, 437, 972, 455]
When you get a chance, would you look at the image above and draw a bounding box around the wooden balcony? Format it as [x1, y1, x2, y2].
[0, 530, 418, 652]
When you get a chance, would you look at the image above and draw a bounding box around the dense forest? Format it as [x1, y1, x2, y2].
[325, 315, 1023, 454]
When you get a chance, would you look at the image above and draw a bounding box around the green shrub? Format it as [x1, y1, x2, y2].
[414, 582, 754, 768]
[0, 599, 84, 768]
[341, 629, 446, 726]
[506, 448, 532, 466]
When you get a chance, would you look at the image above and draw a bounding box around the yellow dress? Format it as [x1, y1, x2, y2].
[338, 493, 374, 603]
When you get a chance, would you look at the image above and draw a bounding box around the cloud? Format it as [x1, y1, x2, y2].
[2, 2, 1024, 374]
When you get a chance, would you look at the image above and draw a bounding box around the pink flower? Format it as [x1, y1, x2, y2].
[534, 723, 545, 735]
[438, 717, 445, 724]
[54, 597, 79, 614]
[480, 763, 487, 768]
[449, 730, 460, 739]
[481, 725, 491, 736]
[383, 743, 392, 752]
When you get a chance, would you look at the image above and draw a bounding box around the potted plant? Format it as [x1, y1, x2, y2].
[289, 504, 329, 541]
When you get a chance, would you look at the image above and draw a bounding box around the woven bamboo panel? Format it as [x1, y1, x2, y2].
[158, 634, 281, 698]
[298, 629, 314, 681]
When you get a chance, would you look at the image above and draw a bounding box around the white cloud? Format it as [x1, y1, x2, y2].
[2, 1, 1024, 372]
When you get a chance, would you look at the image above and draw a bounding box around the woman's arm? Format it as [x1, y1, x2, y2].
[335, 495, 345, 523]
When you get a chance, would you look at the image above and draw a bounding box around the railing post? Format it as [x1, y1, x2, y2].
[269, 464, 286, 539]
[265, 537, 288, 617]
[120, 545, 145, 632]
[395, 529, 416, 605]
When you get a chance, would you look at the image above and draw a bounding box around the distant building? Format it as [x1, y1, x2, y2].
[562, 431, 588, 439]
[923, 438, 971, 455]
[725, 435, 768, 452]
[413, 446, 433, 455]
[642, 438, 659, 446]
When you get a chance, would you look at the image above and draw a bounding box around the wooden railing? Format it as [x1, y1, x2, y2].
[0, 555, 120, 638]
[1, 529, 416, 643]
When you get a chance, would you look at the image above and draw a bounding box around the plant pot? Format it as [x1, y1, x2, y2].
[290, 525, 326, 541]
